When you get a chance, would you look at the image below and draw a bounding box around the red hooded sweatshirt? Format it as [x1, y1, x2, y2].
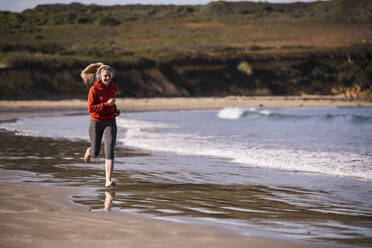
[88, 80, 118, 121]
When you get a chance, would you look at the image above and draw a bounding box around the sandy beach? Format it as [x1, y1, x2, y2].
[1, 96, 370, 248]
[1, 95, 371, 116]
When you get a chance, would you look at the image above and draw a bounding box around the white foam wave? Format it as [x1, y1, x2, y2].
[0, 115, 89, 140]
[259, 110, 273, 116]
[217, 107, 274, 119]
[217, 107, 247, 119]
[118, 117, 372, 181]
[217, 107, 255, 119]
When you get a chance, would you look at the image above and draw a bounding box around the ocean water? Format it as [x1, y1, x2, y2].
[119, 107, 372, 181]
[1, 107, 372, 246]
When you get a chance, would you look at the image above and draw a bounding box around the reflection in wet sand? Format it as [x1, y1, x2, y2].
[104, 191, 114, 212]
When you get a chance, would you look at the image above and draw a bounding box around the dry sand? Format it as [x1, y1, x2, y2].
[0, 96, 371, 117]
[0, 96, 367, 247]
[0, 170, 338, 248]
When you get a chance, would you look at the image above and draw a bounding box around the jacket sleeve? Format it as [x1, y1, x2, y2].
[87, 87, 108, 113]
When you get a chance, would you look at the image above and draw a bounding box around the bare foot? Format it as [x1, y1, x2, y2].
[105, 181, 116, 188]
[84, 147, 91, 163]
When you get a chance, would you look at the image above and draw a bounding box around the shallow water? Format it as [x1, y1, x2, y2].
[0, 108, 372, 247]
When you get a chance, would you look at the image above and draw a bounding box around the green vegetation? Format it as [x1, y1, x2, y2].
[237, 62, 253, 76]
[0, 0, 371, 99]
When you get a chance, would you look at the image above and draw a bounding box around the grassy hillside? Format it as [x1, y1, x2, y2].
[1, 0, 371, 60]
[0, 0, 371, 99]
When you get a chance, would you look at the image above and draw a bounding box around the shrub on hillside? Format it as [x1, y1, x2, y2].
[75, 15, 90, 24]
[96, 16, 121, 26]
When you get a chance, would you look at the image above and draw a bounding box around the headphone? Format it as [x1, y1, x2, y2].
[96, 65, 114, 81]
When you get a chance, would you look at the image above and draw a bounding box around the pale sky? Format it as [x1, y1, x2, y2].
[0, 0, 323, 12]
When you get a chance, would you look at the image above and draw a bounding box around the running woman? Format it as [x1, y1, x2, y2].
[81, 63, 120, 188]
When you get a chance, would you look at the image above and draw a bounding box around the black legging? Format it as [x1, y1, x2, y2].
[89, 120, 117, 160]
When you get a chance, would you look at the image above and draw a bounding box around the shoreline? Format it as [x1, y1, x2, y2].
[0, 169, 338, 248]
[0, 96, 371, 115]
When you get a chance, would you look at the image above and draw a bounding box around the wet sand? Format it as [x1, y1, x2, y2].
[0, 169, 339, 248]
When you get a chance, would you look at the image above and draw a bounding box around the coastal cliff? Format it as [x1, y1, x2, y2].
[1, 46, 371, 99]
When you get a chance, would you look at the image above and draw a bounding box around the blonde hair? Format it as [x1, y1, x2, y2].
[80, 62, 114, 88]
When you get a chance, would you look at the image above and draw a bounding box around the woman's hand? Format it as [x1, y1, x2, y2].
[107, 98, 116, 106]
[115, 109, 121, 117]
